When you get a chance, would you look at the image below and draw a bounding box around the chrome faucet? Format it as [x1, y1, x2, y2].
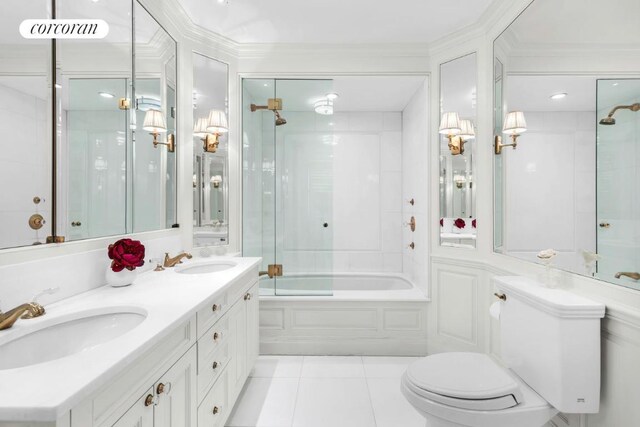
[0, 303, 45, 330]
[163, 252, 193, 268]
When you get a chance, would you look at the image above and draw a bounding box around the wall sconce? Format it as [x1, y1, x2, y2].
[210, 175, 222, 188]
[495, 111, 527, 155]
[439, 112, 465, 155]
[205, 109, 229, 153]
[143, 109, 175, 152]
[194, 117, 218, 153]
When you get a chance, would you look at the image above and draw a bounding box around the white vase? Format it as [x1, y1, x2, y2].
[105, 267, 138, 287]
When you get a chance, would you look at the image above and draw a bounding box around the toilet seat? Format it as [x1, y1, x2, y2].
[401, 353, 558, 427]
[404, 352, 523, 410]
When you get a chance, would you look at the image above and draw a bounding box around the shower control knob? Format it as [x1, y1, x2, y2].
[323, 223, 328, 228]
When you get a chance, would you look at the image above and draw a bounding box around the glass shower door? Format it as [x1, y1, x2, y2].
[242, 78, 335, 296]
[596, 79, 640, 290]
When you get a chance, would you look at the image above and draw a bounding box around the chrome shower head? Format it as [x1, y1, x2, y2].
[274, 111, 287, 126]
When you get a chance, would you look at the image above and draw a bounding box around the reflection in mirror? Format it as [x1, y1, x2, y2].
[192, 53, 229, 247]
[494, 0, 640, 290]
[133, 1, 178, 232]
[0, 0, 52, 248]
[57, 0, 132, 241]
[439, 53, 477, 249]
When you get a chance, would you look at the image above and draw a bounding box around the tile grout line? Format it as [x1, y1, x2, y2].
[289, 356, 305, 427]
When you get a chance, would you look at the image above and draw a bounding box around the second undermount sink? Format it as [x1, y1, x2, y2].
[175, 260, 238, 275]
[0, 309, 146, 370]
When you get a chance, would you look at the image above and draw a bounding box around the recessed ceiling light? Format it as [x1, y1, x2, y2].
[326, 93, 339, 100]
[612, 83, 619, 86]
[314, 99, 333, 115]
[550, 93, 567, 100]
[99, 91, 115, 98]
[263, 83, 268, 87]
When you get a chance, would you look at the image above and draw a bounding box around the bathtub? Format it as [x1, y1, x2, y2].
[259, 273, 428, 356]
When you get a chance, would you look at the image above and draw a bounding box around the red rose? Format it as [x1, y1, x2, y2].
[454, 218, 466, 229]
[440, 218, 444, 227]
[472, 219, 477, 229]
[108, 238, 145, 272]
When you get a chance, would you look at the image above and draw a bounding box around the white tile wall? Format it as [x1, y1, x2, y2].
[402, 81, 429, 294]
[0, 81, 50, 248]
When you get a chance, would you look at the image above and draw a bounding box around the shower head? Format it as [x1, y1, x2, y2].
[599, 102, 640, 126]
[274, 110, 287, 126]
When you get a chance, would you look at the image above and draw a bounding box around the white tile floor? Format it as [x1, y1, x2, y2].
[226, 356, 427, 427]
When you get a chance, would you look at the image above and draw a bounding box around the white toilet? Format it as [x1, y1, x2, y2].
[402, 276, 606, 427]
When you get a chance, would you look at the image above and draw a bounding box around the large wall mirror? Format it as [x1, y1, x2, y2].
[0, 0, 177, 250]
[192, 53, 229, 247]
[494, 0, 640, 290]
[439, 53, 477, 249]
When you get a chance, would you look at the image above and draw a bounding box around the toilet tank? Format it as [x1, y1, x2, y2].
[494, 276, 605, 414]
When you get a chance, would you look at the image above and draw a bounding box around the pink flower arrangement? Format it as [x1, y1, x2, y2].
[472, 219, 477, 229]
[108, 238, 145, 272]
[454, 218, 466, 229]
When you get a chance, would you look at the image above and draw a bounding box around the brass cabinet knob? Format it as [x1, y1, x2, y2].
[213, 332, 221, 341]
[144, 394, 155, 407]
[408, 242, 415, 250]
[156, 383, 166, 394]
[71, 221, 82, 227]
[494, 293, 507, 301]
[212, 406, 220, 415]
[29, 214, 45, 230]
[244, 293, 252, 301]
[599, 222, 611, 228]
[212, 304, 219, 312]
[212, 361, 219, 370]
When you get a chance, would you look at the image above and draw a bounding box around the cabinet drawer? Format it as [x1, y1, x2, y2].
[198, 369, 228, 427]
[197, 339, 230, 402]
[198, 316, 230, 364]
[197, 292, 228, 339]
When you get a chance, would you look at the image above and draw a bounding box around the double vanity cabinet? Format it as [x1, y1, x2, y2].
[0, 258, 260, 427]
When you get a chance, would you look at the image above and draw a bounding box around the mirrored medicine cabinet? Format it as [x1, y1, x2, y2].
[439, 52, 478, 249]
[192, 53, 229, 247]
[494, 0, 640, 290]
[0, 0, 177, 250]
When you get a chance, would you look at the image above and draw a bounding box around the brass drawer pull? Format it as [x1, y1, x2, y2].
[213, 332, 221, 341]
[213, 406, 221, 415]
[144, 394, 155, 407]
[156, 382, 171, 394]
[212, 303, 220, 312]
[212, 361, 219, 370]
[244, 293, 252, 301]
[494, 293, 506, 301]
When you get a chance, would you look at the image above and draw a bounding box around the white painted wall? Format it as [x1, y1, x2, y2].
[503, 111, 596, 273]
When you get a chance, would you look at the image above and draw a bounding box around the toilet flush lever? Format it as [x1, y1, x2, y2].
[494, 293, 506, 301]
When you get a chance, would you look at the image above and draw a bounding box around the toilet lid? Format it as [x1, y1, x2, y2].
[405, 353, 523, 410]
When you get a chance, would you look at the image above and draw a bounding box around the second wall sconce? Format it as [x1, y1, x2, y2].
[194, 117, 217, 153]
[144, 109, 175, 152]
[440, 112, 474, 156]
[495, 111, 527, 155]
[194, 110, 229, 153]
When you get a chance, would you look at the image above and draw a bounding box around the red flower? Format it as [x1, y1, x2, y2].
[454, 218, 466, 229]
[472, 219, 477, 229]
[108, 238, 145, 272]
[440, 218, 444, 227]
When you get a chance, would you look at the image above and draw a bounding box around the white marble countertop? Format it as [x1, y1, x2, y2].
[0, 256, 261, 422]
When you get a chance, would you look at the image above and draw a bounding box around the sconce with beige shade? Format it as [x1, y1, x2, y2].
[495, 111, 527, 155]
[440, 112, 468, 155]
[144, 109, 175, 152]
[204, 110, 229, 153]
[194, 117, 217, 153]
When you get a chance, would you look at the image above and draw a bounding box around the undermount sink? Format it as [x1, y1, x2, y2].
[175, 261, 237, 275]
[0, 309, 146, 370]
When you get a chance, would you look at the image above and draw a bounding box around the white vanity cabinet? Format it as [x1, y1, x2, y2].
[67, 272, 259, 427]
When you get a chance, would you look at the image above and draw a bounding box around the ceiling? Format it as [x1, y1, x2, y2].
[244, 76, 426, 112]
[179, 0, 494, 44]
[503, 0, 640, 48]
